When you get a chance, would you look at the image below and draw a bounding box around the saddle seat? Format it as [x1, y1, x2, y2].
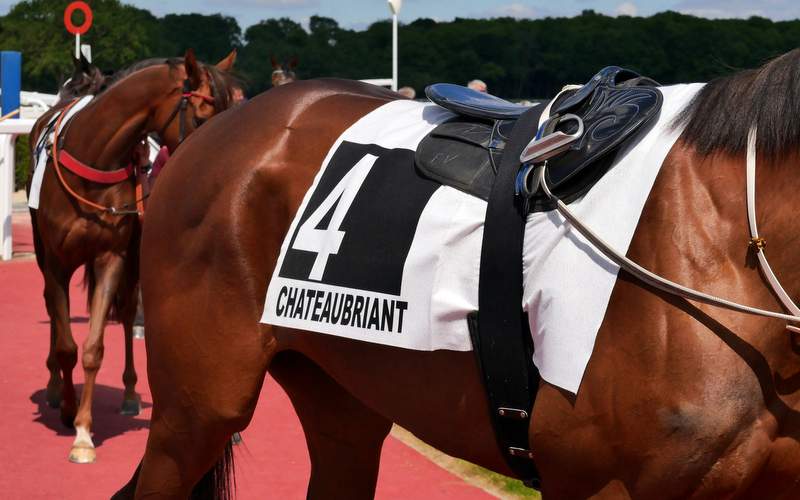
[426, 83, 533, 120]
[416, 66, 663, 209]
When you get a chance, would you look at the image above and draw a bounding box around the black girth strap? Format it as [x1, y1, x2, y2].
[470, 103, 546, 487]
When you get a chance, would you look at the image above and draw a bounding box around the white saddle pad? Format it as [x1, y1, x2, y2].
[28, 95, 93, 210]
[262, 84, 702, 394]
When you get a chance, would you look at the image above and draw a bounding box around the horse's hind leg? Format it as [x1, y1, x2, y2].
[31, 214, 62, 408]
[117, 266, 141, 415]
[45, 317, 63, 408]
[271, 351, 393, 500]
[70, 253, 125, 463]
[42, 263, 76, 420]
[132, 307, 272, 496]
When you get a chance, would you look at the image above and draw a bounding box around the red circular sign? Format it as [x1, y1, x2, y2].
[64, 2, 92, 35]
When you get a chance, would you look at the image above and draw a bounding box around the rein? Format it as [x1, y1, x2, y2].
[50, 78, 216, 217]
[526, 126, 800, 332]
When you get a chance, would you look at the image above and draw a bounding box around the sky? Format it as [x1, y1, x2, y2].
[3, 0, 800, 29]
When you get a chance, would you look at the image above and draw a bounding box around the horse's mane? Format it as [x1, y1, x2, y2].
[675, 48, 800, 161]
[99, 57, 237, 112]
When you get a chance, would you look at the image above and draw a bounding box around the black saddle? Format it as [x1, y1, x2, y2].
[426, 83, 533, 120]
[417, 66, 663, 209]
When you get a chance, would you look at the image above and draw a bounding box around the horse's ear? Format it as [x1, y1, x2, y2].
[79, 52, 92, 74]
[288, 56, 298, 70]
[216, 49, 237, 72]
[271, 55, 280, 70]
[184, 48, 203, 89]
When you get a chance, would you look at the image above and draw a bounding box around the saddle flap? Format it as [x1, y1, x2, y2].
[415, 120, 498, 201]
[426, 83, 533, 120]
[546, 85, 663, 189]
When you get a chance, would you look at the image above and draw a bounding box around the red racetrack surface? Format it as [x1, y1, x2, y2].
[0, 220, 493, 499]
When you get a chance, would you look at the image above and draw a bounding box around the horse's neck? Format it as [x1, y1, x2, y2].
[63, 68, 176, 168]
[638, 144, 800, 343]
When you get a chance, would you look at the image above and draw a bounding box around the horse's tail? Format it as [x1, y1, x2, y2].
[110, 460, 142, 500]
[82, 220, 141, 322]
[190, 441, 236, 500]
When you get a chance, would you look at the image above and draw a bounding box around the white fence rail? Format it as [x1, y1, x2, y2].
[0, 117, 39, 260]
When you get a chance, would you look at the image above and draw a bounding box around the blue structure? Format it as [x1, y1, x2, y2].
[0, 51, 21, 119]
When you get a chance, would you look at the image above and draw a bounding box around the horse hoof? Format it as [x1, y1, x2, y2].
[133, 326, 145, 340]
[68, 444, 96, 464]
[120, 398, 141, 416]
[232, 432, 243, 445]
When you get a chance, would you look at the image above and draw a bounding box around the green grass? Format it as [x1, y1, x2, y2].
[390, 426, 541, 499]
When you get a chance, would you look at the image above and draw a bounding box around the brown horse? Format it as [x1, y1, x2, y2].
[121, 49, 800, 498]
[271, 55, 298, 87]
[28, 49, 237, 464]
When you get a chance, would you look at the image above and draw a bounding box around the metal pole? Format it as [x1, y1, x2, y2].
[76, 33, 80, 59]
[392, 13, 398, 91]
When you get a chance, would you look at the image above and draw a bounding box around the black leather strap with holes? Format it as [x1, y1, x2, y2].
[470, 103, 546, 487]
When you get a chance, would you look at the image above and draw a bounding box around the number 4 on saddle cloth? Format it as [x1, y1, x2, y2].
[418, 66, 662, 210]
[418, 66, 663, 486]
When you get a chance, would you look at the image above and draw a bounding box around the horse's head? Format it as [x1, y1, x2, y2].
[58, 52, 106, 103]
[154, 48, 238, 152]
[271, 56, 298, 87]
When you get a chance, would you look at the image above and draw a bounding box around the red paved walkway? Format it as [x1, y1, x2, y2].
[0, 222, 492, 499]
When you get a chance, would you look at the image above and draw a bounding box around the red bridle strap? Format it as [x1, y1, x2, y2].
[183, 91, 215, 105]
[58, 150, 134, 184]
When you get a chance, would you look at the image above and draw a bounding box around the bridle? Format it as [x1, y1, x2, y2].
[524, 125, 800, 332]
[49, 77, 216, 217]
[158, 77, 216, 147]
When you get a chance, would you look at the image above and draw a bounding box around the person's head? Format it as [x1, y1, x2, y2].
[232, 86, 246, 104]
[467, 79, 488, 93]
[398, 86, 416, 99]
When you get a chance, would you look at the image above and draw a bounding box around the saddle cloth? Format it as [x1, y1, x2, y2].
[28, 95, 93, 209]
[261, 84, 702, 394]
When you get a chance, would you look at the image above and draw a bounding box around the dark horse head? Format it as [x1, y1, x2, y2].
[271, 56, 298, 87]
[58, 52, 107, 103]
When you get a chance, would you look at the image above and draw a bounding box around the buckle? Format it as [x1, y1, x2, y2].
[508, 447, 535, 460]
[519, 114, 584, 164]
[498, 407, 529, 420]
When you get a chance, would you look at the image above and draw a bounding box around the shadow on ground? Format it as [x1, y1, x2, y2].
[30, 384, 152, 446]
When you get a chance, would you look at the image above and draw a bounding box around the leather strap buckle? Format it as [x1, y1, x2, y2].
[519, 114, 584, 164]
[498, 407, 529, 420]
[508, 447, 535, 460]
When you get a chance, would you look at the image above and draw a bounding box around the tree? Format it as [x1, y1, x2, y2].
[156, 13, 242, 62]
[0, 0, 160, 92]
[238, 18, 307, 92]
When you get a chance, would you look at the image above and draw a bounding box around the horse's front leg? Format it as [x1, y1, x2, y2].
[70, 253, 125, 464]
[119, 278, 141, 416]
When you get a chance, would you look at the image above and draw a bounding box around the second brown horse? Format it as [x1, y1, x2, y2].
[29, 49, 237, 464]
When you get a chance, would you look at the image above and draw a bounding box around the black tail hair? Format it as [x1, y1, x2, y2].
[190, 441, 236, 500]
